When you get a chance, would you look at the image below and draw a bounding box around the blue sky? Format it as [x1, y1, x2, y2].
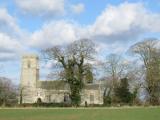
[0, 0, 160, 84]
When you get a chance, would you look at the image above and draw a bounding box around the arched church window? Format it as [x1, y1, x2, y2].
[28, 81, 30, 86]
[37, 98, 42, 103]
[64, 95, 68, 102]
[47, 95, 51, 102]
[90, 94, 94, 103]
[64, 94, 70, 103]
[28, 61, 31, 68]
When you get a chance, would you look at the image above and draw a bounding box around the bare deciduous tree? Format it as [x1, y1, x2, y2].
[43, 39, 95, 106]
[102, 54, 131, 105]
[104, 54, 129, 86]
[0, 77, 18, 106]
[131, 39, 160, 105]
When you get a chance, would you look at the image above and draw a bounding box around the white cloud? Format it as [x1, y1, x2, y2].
[0, 8, 27, 61]
[15, 0, 65, 17]
[90, 2, 160, 39]
[30, 20, 80, 49]
[0, 33, 24, 61]
[71, 3, 85, 14]
[29, 2, 160, 52]
[91, 2, 141, 36]
[0, 8, 21, 36]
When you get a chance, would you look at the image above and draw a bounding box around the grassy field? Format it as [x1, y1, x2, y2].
[0, 107, 159, 120]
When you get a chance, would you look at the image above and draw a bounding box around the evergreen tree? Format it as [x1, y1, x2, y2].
[114, 78, 132, 104]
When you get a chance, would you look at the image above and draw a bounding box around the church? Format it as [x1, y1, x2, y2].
[20, 55, 103, 105]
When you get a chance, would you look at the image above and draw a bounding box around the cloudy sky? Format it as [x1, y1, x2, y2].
[0, 0, 160, 84]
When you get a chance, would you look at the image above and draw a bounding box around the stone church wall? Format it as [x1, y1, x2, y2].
[20, 55, 103, 105]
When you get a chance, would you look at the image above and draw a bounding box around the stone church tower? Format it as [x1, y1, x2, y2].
[21, 55, 39, 88]
[20, 55, 39, 103]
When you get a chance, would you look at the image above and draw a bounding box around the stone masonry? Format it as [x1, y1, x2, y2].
[20, 55, 103, 105]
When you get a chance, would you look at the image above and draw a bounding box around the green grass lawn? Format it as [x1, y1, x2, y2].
[0, 107, 159, 120]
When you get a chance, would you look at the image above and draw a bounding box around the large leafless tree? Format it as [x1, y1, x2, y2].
[0, 77, 18, 106]
[43, 39, 95, 106]
[102, 54, 130, 103]
[131, 39, 160, 105]
[104, 54, 129, 86]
